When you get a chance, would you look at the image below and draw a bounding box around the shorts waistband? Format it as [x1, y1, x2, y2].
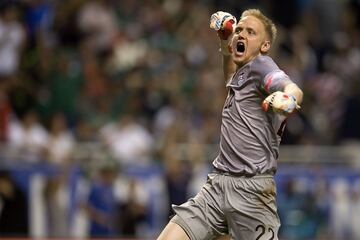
[212, 167, 274, 178]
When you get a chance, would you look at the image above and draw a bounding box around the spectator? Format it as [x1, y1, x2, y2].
[350, 180, 360, 239]
[115, 176, 148, 237]
[164, 159, 192, 217]
[278, 178, 319, 239]
[44, 49, 83, 123]
[329, 178, 352, 239]
[0, 170, 29, 236]
[45, 112, 75, 166]
[99, 112, 154, 167]
[0, 88, 11, 142]
[84, 163, 119, 238]
[23, 0, 54, 48]
[77, 0, 119, 55]
[8, 109, 48, 162]
[0, 2, 25, 89]
[43, 173, 70, 238]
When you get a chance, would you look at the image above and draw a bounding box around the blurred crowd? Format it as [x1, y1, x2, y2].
[0, 0, 360, 238]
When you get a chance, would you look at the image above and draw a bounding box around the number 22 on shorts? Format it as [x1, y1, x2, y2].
[255, 225, 275, 240]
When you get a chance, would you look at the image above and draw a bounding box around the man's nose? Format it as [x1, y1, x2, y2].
[238, 30, 246, 39]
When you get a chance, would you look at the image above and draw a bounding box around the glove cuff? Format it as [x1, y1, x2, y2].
[219, 40, 231, 56]
[288, 94, 297, 103]
[287, 93, 301, 110]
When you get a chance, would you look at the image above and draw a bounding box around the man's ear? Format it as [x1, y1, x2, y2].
[261, 41, 271, 54]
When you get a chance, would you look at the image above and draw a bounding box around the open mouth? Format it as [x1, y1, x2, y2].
[236, 42, 245, 54]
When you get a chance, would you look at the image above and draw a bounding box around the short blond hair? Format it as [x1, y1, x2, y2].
[240, 9, 277, 44]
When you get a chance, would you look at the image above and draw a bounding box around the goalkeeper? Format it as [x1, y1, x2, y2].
[157, 9, 303, 240]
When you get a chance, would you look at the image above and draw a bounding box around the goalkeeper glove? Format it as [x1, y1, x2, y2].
[210, 11, 237, 55]
[262, 91, 300, 116]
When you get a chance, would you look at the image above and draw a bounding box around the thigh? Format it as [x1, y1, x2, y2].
[225, 176, 280, 240]
[172, 173, 228, 240]
[157, 221, 190, 240]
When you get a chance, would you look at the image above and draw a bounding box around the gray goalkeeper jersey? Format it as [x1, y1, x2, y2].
[212, 55, 293, 175]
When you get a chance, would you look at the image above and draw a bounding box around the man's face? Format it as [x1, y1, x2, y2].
[230, 15, 270, 67]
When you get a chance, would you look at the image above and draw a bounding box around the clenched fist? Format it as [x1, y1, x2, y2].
[262, 91, 300, 116]
[210, 11, 237, 55]
[210, 11, 237, 40]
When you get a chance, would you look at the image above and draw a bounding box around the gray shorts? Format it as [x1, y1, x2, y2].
[171, 172, 280, 240]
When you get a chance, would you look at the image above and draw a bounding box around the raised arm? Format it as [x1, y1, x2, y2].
[210, 11, 238, 83]
[222, 53, 237, 83]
